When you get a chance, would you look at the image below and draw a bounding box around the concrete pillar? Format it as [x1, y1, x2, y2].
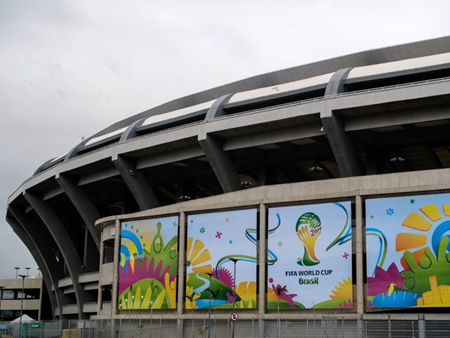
[24, 191, 88, 319]
[97, 230, 104, 316]
[198, 134, 242, 193]
[177, 212, 187, 315]
[6, 214, 64, 318]
[258, 203, 267, 314]
[355, 195, 364, 315]
[111, 219, 121, 317]
[321, 109, 361, 177]
[258, 203, 267, 338]
[204, 94, 233, 120]
[56, 173, 101, 248]
[324, 68, 352, 96]
[112, 155, 159, 210]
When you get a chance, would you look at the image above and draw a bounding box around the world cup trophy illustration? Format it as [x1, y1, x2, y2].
[296, 212, 322, 266]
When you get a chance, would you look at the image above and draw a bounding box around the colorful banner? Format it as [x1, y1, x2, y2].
[186, 209, 257, 310]
[267, 202, 353, 309]
[118, 216, 178, 310]
[366, 193, 450, 308]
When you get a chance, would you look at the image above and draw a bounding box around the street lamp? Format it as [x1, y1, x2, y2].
[149, 283, 159, 338]
[18, 275, 26, 338]
[206, 272, 213, 338]
[25, 268, 30, 278]
[230, 258, 239, 338]
[0, 286, 4, 324]
[14, 267, 19, 279]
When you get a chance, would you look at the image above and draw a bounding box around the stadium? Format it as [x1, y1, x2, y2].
[6, 36, 450, 336]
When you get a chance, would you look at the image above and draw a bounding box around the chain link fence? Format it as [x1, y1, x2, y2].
[1, 317, 450, 338]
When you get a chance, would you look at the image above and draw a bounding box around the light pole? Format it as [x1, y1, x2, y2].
[206, 273, 212, 338]
[15, 267, 19, 279]
[0, 286, 4, 324]
[18, 274, 26, 338]
[230, 258, 239, 338]
[25, 268, 30, 278]
[149, 283, 159, 338]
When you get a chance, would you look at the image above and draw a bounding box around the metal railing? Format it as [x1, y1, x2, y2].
[2, 316, 450, 338]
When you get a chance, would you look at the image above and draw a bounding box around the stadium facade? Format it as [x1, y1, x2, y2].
[6, 36, 450, 330]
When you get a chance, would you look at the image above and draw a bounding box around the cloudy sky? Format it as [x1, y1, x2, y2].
[1, 0, 450, 279]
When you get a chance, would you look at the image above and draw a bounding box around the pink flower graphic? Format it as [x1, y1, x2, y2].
[367, 263, 405, 297]
[212, 267, 234, 288]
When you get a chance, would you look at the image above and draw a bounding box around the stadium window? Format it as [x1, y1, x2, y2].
[1, 290, 14, 299]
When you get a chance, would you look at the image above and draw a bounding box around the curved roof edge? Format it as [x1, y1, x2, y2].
[95, 35, 450, 137]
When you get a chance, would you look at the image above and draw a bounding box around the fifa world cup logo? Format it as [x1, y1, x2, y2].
[296, 212, 322, 266]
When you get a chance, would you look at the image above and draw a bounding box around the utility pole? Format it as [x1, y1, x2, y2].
[230, 258, 239, 338]
[18, 275, 26, 338]
[206, 273, 212, 338]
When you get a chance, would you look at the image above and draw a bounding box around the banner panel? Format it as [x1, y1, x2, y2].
[186, 209, 258, 310]
[267, 202, 353, 309]
[118, 216, 178, 310]
[366, 193, 450, 308]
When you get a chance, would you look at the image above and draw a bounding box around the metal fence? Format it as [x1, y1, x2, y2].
[2, 317, 450, 338]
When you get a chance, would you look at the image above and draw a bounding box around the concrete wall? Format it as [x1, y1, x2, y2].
[95, 167, 450, 323]
[0, 277, 43, 320]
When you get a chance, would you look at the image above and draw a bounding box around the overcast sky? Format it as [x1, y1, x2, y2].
[1, 0, 450, 279]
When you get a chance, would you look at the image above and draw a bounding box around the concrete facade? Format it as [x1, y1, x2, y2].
[94, 168, 450, 325]
[0, 277, 43, 321]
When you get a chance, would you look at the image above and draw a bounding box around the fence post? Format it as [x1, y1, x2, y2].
[111, 318, 115, 338]
[256, 319, 263, 338]
[177, 318, 183, 338]
[418, 315, 425, 338]
[388, 314, 391, 338]
[137, 319, 140, 338]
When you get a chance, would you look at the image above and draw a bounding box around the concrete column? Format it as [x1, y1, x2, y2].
[258, 203, 267, 315]
[355, 195, 364, 314]
[321, 109, 361, 177]
[8, 206, 68, 316]
[56, 173, 101, 248]
[112, 155, 159, 210]
[23, 191, 88, 319]
[111, 218, 121, 317]
[258, 204, 267, 338]
[6, 214, 63, 318]
[324, 68, 352, 96]
[198, 134, 242, 193]
[119, 118, 146, 141]
[204, 94, 233, 120]
[97, 229, 104, 316]
[177, 212, 186, 316]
